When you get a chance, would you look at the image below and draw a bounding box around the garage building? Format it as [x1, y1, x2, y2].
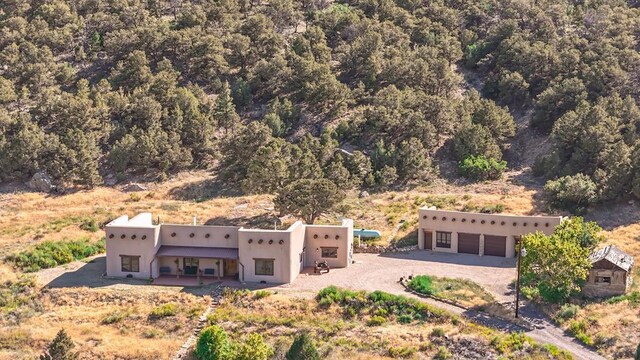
[417, 207, 563, 258]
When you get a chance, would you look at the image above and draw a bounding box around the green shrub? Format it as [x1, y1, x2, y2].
[388, 346, 416, 358]
[253, 290, 271, 300]
[142, 328, 161, 338]
[408, 275, 435, 295]
[634, 343, 640, 360]
[367, 315, 386, 326]
[286, 332, 320, 360]
[568, 320, 593, 346]
[196, 325, 235, 360]
[79, 218, 99, 232]
[434, 346, 452, 360]
[316, 287, 448, 324]
[607, 291, 639, 305]
[0, 276, 38, 312]
[491, 333, 531, 354]
[544, 173, 597, 213]
[397, 314, 413, 324]
[430, 327, 445, 338]
[555, 304, 580, 323]
[236, 333, 273, 360]
[102, 310, 130, 324]
[150, 303, 177, 318]
[458, 155, 507, 181]
[6, 238, 106, 272]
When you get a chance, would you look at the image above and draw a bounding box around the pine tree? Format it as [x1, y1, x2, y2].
[216, 81, 241, 133]
[285, 332, 320, 360]
[40, 329, 78, 360]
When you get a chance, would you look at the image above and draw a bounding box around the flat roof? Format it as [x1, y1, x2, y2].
[156, 245, 238, 259]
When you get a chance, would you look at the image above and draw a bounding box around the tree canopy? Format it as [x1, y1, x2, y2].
[521, 217, 604, 303]
[0, 0, 637, 204]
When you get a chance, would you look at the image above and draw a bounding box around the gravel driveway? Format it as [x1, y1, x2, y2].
[285, 251, 517, 302]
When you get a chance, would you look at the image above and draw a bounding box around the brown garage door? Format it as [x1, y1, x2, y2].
[423, 230, 432, 250]
[484, 235, 507, 257]
[458, 233, 480, 255]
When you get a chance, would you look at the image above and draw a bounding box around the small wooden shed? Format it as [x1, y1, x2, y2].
[583, 245, 634, 298]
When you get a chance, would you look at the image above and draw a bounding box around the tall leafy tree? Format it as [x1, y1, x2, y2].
[274, 178, 345, 224]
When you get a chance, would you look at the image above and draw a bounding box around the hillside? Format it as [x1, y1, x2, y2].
[1, 0, 639, 206]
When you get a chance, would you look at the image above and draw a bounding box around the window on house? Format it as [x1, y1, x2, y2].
[595, 276, 612, 284]
[321, 247, 338, 258]
[436, 232, 452, 248]
[255, 259, 274, 276]
[121, 255, 140, 272]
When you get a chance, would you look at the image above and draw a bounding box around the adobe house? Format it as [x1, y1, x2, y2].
[583, 245, 634, 298]
[417, 207, 564, 258]
[105, 213, 353, 284]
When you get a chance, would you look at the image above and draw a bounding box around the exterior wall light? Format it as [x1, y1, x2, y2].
[109, 234, 114, 239]
[189, 233, 195, 238]
[269, 240, 274, 244]
[248, 239, 253, 243]
[279, 240, 284, 244]
[324, 234, 329, 239]
[432, 216, 437, 220]
[171, 232, 176, 237]
[313, 234, 318, 239]
[481, 220, 485, 224]
[121, 234, 126, 239]
[224, 234, 230, 239]
[142, 235, 147, 240]
[131, 235, 137, 239]
[258, 239, 264, 244]
[205, 233, 210, 238]
[335, 235, 340, 239]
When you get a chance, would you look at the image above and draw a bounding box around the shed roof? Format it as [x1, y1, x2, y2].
[588, 245, 634, 272]
[156, 246, 238, 259]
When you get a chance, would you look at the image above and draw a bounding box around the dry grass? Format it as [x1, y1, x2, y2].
[0, 286, 208, 359]
[199, 289, 570, 359]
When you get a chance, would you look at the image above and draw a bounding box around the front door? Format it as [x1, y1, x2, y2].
[224, 259, 238, 277]
[424, 230, 433, 250]
[183, 258, 199, 275]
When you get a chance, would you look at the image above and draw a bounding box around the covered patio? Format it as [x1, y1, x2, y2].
[153, 245, 241, 282]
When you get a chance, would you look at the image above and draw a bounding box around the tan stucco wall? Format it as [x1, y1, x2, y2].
[238, 222, 304, 284]
[417, 208, 563, 258]
[159, 224, 240, 248]
[305, 219, 353, 268]
[105, 213, 160, 278]
[105, 213, 353, 284]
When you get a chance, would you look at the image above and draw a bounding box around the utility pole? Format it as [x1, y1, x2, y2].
[515, 237, 524, 318]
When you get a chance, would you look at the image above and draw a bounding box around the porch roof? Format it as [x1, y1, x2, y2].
[156, 245, 238, 259]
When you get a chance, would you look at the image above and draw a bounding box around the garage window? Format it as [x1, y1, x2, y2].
[121, 255, 140, 272]
[255, 259, 274, 276]
[436, 232, 451, 248]
[595, 276, 611, 284]
[321, 247, 338, 258]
